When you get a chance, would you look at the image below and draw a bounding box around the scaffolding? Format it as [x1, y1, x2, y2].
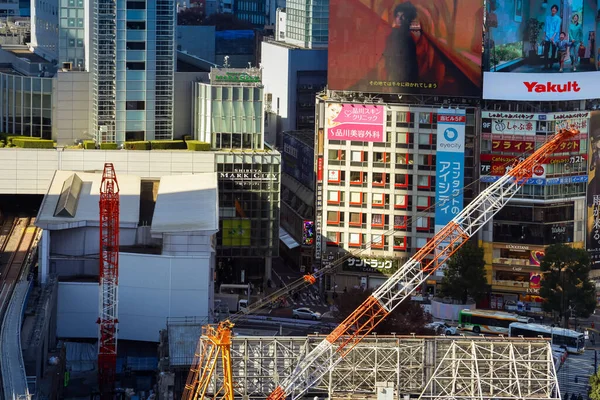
[162, 332, 560, 400]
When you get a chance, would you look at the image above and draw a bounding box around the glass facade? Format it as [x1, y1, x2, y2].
[216, 152, 280, 258]
[59, 0, 85, 69]
[194, 82, 264, 150]
[285, 0, 328, 48]
[94, 0, 174, 143]
[0, 72, 53, 138]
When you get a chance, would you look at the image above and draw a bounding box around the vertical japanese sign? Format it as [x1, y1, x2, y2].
[435, 108, 466, 232]
[315, 155, 323, 262]
[587, 111, 600, 269]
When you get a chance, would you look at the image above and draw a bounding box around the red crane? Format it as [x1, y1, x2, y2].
[98, 163, 120, 398]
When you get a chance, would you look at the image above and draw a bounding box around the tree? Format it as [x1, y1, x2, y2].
[334, 288, 434, 335]
[539, 244, 596, 327]
[177, 7, 205, 25]
[590, 371, 600, 400]
[438, 241, 489, 304]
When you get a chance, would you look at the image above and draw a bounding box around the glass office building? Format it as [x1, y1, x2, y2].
[0, 72, 53, 138]
[215, 151, 280, 281]
[284, 0, 328, 49]
[93, 0, 175, 143]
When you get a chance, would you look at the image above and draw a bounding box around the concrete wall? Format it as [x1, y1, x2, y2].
[57, 252, 213, 342]
[174, 72, 206, 138]
[49, 226, 137, 278]
[52, 71, 93, 146]
[0, 149, 216, 194]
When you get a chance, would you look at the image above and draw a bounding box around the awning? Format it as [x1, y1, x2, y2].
[279, 227, 300, 249]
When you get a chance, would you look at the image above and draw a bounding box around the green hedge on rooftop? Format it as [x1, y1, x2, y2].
[186, 141, 211, 151]
[83, 140, 95, 149]
[13, 138, 55, 149]
[150, 140, 186, 150]
[100, 143, 118, 150]
[124, 141, 151, 150]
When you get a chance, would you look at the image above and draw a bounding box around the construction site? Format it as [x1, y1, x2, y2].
[0, 129, 582, 400]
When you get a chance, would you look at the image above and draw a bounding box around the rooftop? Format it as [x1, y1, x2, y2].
[5, 47, 49, 64]
[151, 173, 219, 235]
[36, 170, 141, 230]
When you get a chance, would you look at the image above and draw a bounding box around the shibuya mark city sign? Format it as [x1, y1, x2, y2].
[219, 169, 276, 186]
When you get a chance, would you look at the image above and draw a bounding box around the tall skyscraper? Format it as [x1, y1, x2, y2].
[31, 0, 176, 143]
[284, 0, 328, 49]
[94, 0, 175, 143]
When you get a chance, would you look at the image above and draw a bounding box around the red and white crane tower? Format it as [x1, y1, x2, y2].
[98, 163, 120, 398]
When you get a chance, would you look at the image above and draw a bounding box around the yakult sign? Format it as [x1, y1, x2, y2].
[483, 72, 599, 101]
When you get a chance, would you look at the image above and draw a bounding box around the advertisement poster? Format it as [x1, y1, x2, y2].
[434, 108, 466, 232]
[326, 103, 385, 142]
[222, 219, 251, 246]
[328, 0, 484, 96]
[587, 111, 600, 268]
[483, 0, 599, 100]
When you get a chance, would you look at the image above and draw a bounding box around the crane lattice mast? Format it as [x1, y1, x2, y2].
[266, 127, 579, 400]
[98, 163, 120, 398]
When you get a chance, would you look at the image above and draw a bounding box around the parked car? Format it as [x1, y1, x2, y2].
[292, 308, 322, 320]
[425, 321, 457, 336]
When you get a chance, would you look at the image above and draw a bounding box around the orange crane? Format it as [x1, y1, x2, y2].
[98, 163, 120, 398]
[183, 127, 579, 400]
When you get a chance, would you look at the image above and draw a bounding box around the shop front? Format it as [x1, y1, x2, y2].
[323, 254, 405, 294]
[490, 243, 544, 312]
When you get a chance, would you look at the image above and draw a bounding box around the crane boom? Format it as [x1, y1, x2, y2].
[98, 163, 120, 398]
[267, 128, 579, 400]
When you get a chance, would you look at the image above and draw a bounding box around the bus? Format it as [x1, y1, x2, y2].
[458, 309, 533, 334]
[219, 284, 251, 300]
[508, 322, 585, 354]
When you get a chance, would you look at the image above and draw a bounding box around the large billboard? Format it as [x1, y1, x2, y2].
[328, 0, 484, 97]
[483, 0, 599, 101]
[587, 111, 600, 268]
[326, 103, 385, 142]
[282, 134, 315, 190]
[434, 109, 466, 232]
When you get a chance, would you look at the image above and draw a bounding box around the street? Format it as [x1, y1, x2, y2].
[558, 348, 597, 399]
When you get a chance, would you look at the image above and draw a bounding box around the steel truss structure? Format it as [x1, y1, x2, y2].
[201, 336, 559, 400]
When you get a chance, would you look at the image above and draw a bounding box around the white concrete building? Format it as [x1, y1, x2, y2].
[35, 170, 218, 342]
[315, 97, 477, 293]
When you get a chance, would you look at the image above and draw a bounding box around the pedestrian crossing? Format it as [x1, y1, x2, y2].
[287, 286, 328, 308]
[558, 348, 597, 399]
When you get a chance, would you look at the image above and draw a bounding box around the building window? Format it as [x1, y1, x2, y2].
[125, 131, 145, 141]
[126, 62, 145, 70]
[417, 175, 431, 189]
[351, 150, 365, 162]
[396, 153, 413, 166]
[393, 236, 407, 250]
[416, 217, 430, 231]
[126, 21, 145, 29]
[394, 215, 407, 229]
[394, 195, 408, 209]
[328, 170, 341, 183]
[415, 237, 428, 250]
[126, 0, 146, 8]
[328, 149, 345, 160]
[349, 192, 363, 205]
[348, 233, 362, 247]
[373, 152, 389, 163]
[126, 41, 145, 50]
[327, 190, 341, 204]
[372, 235, 385, 249]
[372, 214, 384, 227]
[349, 212, 363, 227]
[326, 231, 340, 245]
[326, 211, 340, 224]
[126, 101, 145, 110]
[372, 172, 387, 186]
[350, 171, 365, 185]
[416, 196, 430, 210]
[372, 193, 387, 207]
